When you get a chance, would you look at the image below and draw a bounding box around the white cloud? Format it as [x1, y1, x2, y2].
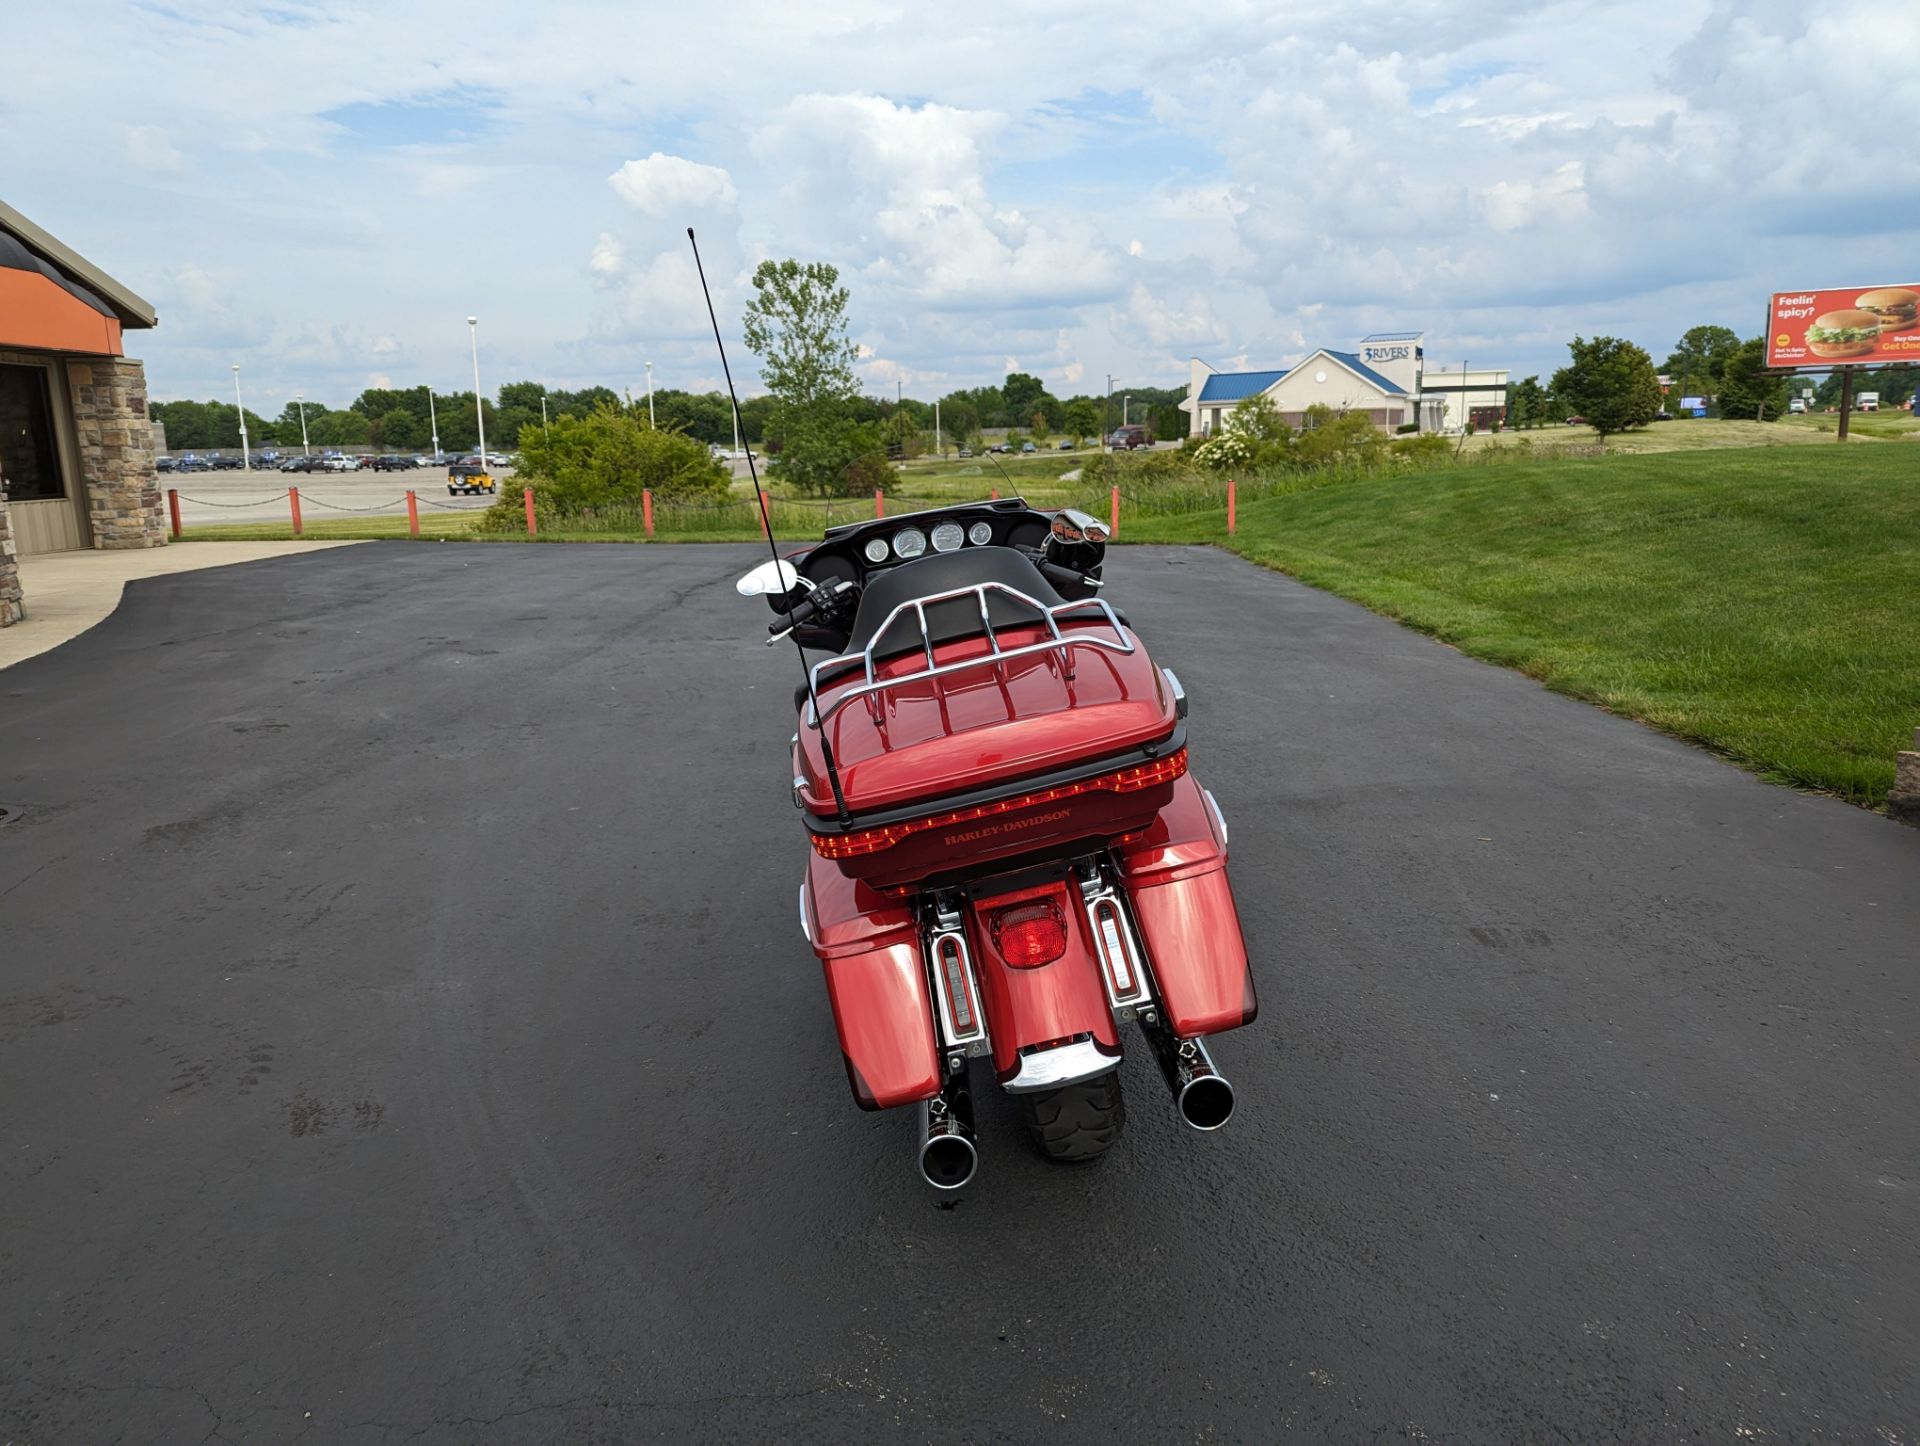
[1482, 161, 1590, 232]
[126, 125, 182, 172]
[609, 153, 738, 216]
[588, 232, 624, 279]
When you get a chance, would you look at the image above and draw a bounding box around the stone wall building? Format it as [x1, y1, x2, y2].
[0, 200, 161, 625]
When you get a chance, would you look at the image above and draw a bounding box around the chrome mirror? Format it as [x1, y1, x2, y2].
[735, 559, 805, 598]
[1051, 509, 1110, 545]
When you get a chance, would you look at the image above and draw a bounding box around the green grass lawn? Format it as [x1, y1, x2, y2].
[1144, 445, 1920, 806]
[1465, 412, 1920, 454]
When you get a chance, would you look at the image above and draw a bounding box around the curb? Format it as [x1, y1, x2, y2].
[1891, 729, 1920, 828]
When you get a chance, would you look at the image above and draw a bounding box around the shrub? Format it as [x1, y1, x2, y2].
[1396, 422, 1419, 434]
[478, 405, 728, 531]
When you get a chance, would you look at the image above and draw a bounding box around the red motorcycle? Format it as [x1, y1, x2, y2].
[738, 498, 1257, 1189]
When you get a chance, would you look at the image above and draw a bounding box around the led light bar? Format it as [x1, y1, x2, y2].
[809, 748, 1189, 860]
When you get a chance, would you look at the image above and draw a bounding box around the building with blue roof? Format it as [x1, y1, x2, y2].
[1181, 333, 1509, 437]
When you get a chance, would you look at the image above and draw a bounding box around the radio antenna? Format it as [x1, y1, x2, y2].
[687, 228, 849, 823]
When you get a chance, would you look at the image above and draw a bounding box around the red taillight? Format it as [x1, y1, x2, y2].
[809, 747, 1188, 859]
[992, 900, 1068, 968]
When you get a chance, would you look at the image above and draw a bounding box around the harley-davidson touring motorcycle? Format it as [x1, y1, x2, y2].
[737, 497, 1257, 1189]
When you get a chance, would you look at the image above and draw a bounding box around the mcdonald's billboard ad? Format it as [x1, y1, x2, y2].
[1766, 284, 1920, 368]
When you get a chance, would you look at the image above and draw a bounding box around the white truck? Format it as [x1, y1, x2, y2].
[1858, 392, 1880, 412]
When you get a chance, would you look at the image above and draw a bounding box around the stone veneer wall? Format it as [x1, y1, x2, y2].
[1891, 729, 1920, 827]
[0, 495, 21, 625]
[67, 357, 164, 549]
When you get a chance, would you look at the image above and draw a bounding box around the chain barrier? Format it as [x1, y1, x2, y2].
[296, 493, 414, 513]
[174, 491, 292, 508]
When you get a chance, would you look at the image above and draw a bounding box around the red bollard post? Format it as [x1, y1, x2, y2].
[523, 487, 537, 537]
[1227, 479, 1236, 535]
[643, 488, 654, 536]
[875, 488, 885, 518]
[406, 490, 420, 538]
[990, 487, 999, 500]
[760, 488, 772, 539]
[1110, 485, 1120, 540]
[167, 487, 182, 541]
[288, 486, 303, 537]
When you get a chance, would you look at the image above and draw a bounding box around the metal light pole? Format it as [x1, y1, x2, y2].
[1124, 395, 1131, 427]
[232, 364, 251, 472]
[425, 385, 440, 460]
[1104, 374, 1115, 453]
[467, 317, 486, 464]
[540, 393, 549, 439]
[645, 360, 655, 427]
[934, 399, 942, 459]
[296, 389, 310, 455]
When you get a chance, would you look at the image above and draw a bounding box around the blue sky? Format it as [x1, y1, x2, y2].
[5, 1, 1917, 411]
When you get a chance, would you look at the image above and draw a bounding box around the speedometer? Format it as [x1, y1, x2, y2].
[893, 528, 927, 559]
[863, 537, 891, 564]
[930, 520, 965, 553]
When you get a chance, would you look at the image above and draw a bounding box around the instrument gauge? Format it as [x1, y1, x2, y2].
[893, 528, 927, 559]
[967, 521, 993, 546]
[930, 520, 965, 553]
[863, 537, 891, 564]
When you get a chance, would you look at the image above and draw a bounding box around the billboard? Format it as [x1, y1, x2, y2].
[1767, 284, 1920, 368]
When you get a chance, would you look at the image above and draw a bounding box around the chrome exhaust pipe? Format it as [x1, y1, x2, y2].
[917, 1077, 978, 1190]
[1144, 1025, 1236, 1131]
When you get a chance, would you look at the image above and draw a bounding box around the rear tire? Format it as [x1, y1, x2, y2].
[1019, 1073, 1125, 1162]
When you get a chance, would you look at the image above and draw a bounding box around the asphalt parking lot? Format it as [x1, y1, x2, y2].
[168, 467, 508, 525]
[2, 543, 1916, 1441]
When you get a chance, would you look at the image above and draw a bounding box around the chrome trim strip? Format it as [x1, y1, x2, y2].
[807, 583, 1134, 728]
[1162, 667, 1187, 718]
[1203, 787, 1228, 847]
[798, 882, 813, 945]
[1002, 1037, 1120, 1094]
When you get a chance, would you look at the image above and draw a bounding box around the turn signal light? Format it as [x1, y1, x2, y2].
[992, 901, 1068, 967]
[809, 748, 1188, 860]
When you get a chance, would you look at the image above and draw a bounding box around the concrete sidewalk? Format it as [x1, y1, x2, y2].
[0, 541, 362, 670]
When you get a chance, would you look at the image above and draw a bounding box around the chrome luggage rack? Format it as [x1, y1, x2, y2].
[806, 582, 1134, 729]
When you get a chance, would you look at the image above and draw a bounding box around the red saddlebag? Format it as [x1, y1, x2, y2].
[803, 853, 941, 1110]
[1117, 773, 1257, 1037]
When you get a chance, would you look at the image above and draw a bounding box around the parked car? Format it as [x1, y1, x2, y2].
[1059, 440, 1075, 450]
[322, 455, 360, 472]
[447, 460, 496, 496]
[1020, 441, 1037, 453]
[957, 447, 973, 458]
[366, 454, 415, 471]
[1106, 425, 1152, 450]
[155, 456, 176, 473]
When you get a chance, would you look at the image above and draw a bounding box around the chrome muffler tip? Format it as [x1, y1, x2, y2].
[917, 1083, 978, 1191]
[1177, 1070, 1235, 1131]
[1146, 1027, 1236, 1132]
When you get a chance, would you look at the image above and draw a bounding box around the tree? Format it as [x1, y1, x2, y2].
[504, 404, 728, 516]
[1002, 372, 1051, 423]
[742, 258, 864, 494]
[1662, 325, 1741, 394]
[378, 408, 426, 449]
[1228, 393, 1289, 441]
[1715, 338, 1789, 421]
[1507, 376, 1546, 429]
[1061, 398, 1100, 443]
[1551, 336, 1662, 436]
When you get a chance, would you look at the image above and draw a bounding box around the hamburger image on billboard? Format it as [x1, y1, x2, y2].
[1857, 287, 1918, 334]
[1768, 283, 1920, 366]
[1806, 309, 1882, 358]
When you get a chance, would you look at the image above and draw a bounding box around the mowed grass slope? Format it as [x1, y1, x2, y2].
[1149, 446, 1920, 806]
